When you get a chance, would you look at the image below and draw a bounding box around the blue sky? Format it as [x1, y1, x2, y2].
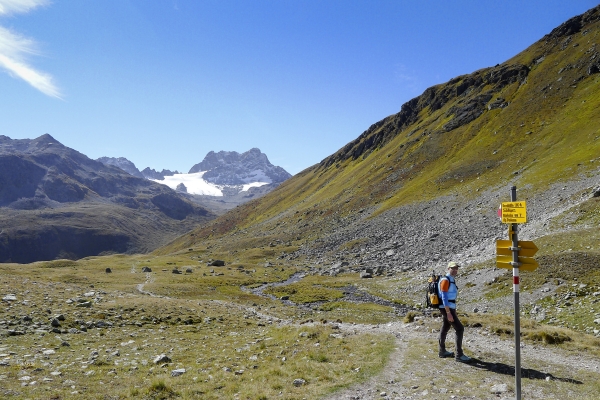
[0, 1, 597, 175]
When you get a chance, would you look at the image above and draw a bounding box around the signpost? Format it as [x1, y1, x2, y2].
[495, 187, 538, 400]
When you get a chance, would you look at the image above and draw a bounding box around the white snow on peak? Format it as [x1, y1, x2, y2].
[241, 169, 272, 184]
[242, 181, 268, 191]
[152, 171, 270, 196]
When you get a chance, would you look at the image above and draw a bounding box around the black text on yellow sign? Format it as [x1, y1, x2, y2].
[501, 201, 527, 224]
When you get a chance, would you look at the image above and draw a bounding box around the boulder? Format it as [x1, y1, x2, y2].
[490, 383, 509, 394]
[360, 268, 373, 278]
[2, 294, 17, 302]
[332, 261, 349, 268]
[153, 354, 171, 364]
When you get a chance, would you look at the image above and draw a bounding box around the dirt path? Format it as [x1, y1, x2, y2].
[324, 321, 600, 400]
[324, 322, 412, 400]
[135, 272, 162, 297]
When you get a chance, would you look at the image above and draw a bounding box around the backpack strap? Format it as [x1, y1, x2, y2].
[441, 276, 458, 290]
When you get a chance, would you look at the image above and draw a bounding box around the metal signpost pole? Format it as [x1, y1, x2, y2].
[497, 187, 536, 399]
[511, 186, 522, 400]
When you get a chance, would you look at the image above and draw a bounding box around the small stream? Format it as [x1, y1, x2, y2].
[247, 272, 306, 297]
[241, 272, 311, 309]
[242, 272, 414, 314]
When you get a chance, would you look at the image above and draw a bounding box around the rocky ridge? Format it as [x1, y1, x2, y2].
[320, 6, 600, 171]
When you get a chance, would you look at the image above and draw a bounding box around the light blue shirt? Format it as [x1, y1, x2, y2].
[438, 274, 458, 309]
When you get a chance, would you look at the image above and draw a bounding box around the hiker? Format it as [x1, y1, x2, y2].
[438, 261, 471, 363]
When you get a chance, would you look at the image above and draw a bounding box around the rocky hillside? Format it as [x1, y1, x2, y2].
[0, 134, 215, 263]
[159, 5, 600, 277]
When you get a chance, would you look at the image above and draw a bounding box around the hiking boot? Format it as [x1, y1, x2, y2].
[455, 354, 471, 363]
[438, 350, 454, 358]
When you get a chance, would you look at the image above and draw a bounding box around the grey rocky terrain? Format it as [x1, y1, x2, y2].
[291, 169, 600, 278]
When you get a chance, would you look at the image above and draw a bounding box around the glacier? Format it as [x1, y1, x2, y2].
[152, 171, 270, 196]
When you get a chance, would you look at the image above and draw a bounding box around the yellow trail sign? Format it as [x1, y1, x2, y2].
[496, 255, 539, 272]
[496, 240, 539, 257]
[501, 201, 527, 224]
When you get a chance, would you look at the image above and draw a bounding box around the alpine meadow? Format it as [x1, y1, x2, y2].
[2, 5, 600, 400]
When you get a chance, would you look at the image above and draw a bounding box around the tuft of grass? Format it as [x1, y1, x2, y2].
[308, 352, 330, 363]
[147, 379, 178, 399]
[403, 311, 420, 323]
[524, 330, 572, 345]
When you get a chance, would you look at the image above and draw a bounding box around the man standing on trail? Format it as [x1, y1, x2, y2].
[438, 261, 471, 363]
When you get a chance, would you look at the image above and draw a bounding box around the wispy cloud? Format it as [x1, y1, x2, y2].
[0, 0, 46, 14]
[394, 63, 420, 94]
[0, 0, 62, 98]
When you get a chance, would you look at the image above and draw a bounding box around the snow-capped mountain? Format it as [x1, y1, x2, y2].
[189, 148, 291, 186]
[98, 148, 291, 198]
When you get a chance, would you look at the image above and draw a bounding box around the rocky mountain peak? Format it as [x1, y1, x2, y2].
[188, 148, 291, 185]
[97, 156, 144, 178]
[0, 133, 62, 154]
[140, 167, 179, 180]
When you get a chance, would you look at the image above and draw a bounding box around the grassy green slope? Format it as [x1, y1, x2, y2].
[159, 7, 600, 259]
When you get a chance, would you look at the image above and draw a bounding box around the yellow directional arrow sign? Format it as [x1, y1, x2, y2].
[496, 255, 539, 271]
[496, 240, 539, 257]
